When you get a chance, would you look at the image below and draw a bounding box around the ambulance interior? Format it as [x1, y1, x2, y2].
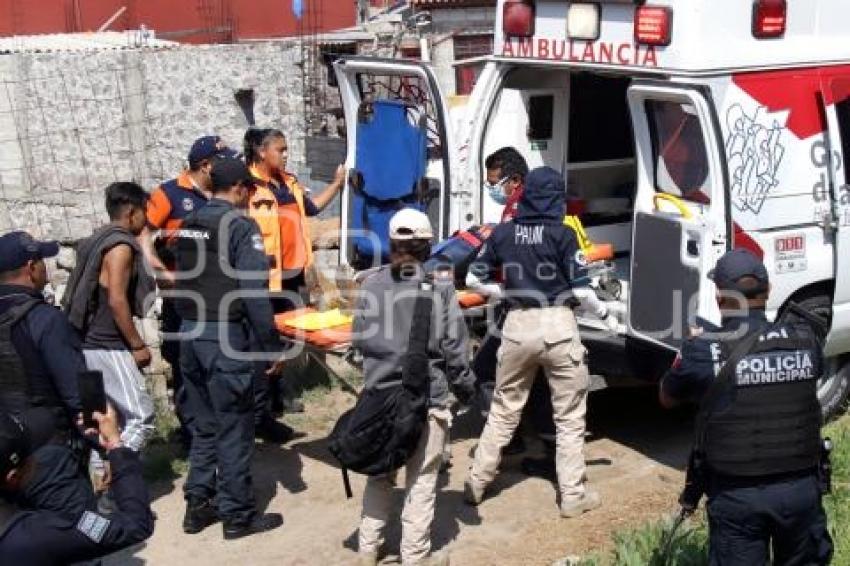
[480, 66, 713, 331]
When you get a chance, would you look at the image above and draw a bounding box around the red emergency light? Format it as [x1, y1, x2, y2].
[635, 6, 672, 46]
[503, 0, 535, 38]
[752, 0, 786, 39]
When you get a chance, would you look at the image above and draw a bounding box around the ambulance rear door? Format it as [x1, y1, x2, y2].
[332, 57, 456, 271]
[626, 83, 729, 350]
[820, 76, 850, 357]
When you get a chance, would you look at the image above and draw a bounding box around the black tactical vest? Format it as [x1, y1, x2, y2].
[174, 209, 242, 323]
[698, 321, 822, 477]
[0, 298, 64, 418]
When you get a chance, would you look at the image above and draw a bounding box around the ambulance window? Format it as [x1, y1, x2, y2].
[528, 95, 554, 140]
[646, 101, 712, 204]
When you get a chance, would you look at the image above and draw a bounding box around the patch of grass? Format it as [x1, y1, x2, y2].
[609, 515, 708, 566]
[143, 442, 188, 483]
[824, 415, 850, 563]
[143, 397, 187, 483]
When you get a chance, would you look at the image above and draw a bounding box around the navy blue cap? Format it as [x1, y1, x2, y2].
[187, 136, 238, 167]
[0, 231, 59, 273]
[210, 157, 255, 191]
[708, 249, 769, 291]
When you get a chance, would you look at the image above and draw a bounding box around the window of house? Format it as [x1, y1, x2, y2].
[453, 34, 493, 95]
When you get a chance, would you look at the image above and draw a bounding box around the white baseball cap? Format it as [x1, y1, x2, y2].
[389, 208, 434, 240]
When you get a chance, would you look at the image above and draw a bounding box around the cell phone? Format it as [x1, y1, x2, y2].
[78, 370, 107, 430]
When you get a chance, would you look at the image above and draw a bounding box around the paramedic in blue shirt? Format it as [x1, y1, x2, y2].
[463, 166, 608, 518]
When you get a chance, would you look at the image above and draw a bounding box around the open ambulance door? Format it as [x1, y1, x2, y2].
[820, 77, 850, 358]
[332, 57, 455, 272]
[626, 83, 729, 350]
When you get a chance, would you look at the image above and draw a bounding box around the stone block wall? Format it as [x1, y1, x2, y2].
[0, 41, 350, 395]
[0, 41, 306, 245]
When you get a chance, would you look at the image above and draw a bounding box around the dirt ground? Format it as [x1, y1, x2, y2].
[109, 386, 694, 566]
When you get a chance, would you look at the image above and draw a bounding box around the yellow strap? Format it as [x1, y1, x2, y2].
[563, 215, 592, 252]
[653, 193, 693, 219]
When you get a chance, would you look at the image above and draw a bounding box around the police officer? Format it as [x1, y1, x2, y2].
[0, 406, 154, 565]
[174, 157, 285, 539]
[660, 249, 833, 565]
[0, 232, 87, 437]
[463, 166, 604, 518]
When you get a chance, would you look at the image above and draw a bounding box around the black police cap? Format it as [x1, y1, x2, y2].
[210, 157, 255, 192]
[708, 249, 769, 294]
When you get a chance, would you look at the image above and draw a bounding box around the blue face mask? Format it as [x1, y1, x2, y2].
[485, 177, 509, 205]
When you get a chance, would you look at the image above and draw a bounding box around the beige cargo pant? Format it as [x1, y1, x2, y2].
[359, 408, 451, 564]
[469, 306, 590, 501]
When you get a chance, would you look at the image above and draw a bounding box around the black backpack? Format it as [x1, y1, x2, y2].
[0, 297, 41, 415]
[328, 282, 434, 497]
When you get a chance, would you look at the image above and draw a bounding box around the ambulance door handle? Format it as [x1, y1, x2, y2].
[685, 235, 700, 257]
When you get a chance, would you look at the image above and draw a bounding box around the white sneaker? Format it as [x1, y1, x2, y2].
[560, 490, 602, 518]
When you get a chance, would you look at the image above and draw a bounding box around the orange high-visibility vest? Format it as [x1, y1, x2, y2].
[247, 166, 314, 292]
[279, 172, 314, 271]
[248, 166, 283, 292]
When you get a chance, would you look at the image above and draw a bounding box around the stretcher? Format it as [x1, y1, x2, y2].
[274, 295, 492, 394]
[276, 308, 353, 353]
[274, 293, 493, 353]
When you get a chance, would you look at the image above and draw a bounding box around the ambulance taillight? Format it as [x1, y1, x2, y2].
[752, 0, 786, 39]
[635, 6, 672, 47]
[503, 0, 535, 38]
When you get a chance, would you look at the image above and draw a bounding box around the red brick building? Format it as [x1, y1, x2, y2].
[0, 0, 357, 43]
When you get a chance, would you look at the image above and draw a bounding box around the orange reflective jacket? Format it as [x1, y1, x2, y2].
[248, 166, 314, 292]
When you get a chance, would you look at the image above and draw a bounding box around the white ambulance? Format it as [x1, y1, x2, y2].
[332, 0, 850, 417]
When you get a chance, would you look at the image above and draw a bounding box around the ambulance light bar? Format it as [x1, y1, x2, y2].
[635, 5, 672, 47]
[503, 0, 535, 38]
[567, 4, 600, 41]
[752, 0, 786, 39]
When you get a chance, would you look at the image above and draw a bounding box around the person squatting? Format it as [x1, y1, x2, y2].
[0, 136, 835, 566]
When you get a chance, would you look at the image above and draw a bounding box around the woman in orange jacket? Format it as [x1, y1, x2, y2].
[243, 128, 345, 311]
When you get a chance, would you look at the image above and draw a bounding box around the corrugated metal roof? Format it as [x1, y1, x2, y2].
[0, 30, 178, 54]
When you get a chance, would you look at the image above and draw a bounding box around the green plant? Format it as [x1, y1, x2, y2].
[824, 415, 850, 564]
[142, 397, 186, 483]
[610, 515, 708, 566]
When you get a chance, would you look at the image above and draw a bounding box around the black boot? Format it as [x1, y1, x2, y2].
[223, 513, 284, 540]
[183, 497, 219, 534]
